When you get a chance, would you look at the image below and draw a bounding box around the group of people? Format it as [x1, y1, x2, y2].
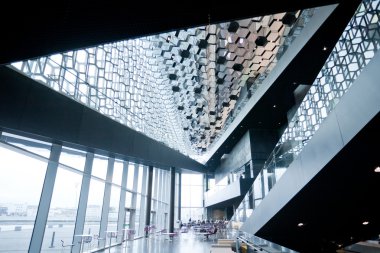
[179, 217, 227, 228]
[176, 218, 228, 239]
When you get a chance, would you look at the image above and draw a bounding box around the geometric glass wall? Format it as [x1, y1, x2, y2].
[230, 0, 380, 227]
[9, 8, 314, 161]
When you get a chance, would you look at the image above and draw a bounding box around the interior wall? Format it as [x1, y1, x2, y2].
[214, 131, 252, 183]
[210, 209, 225, 220]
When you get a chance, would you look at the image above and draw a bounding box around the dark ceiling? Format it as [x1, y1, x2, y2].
[256, 111, 380, 252]
[1, 0, 342, 65]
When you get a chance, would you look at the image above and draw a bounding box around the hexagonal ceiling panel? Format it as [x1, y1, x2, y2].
[10, 9, 313, 161]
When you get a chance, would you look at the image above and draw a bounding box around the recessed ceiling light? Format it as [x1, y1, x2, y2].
[278, 122, 281, 125]
[323, 46, 328, 51]
[273, 104, 277, 108]
[240, 125, 244, 128]
[374, 166, 380, 172]
[362, 221, 369, 225]
[166, 36, 172, 42]
[297, 223, 304, 227]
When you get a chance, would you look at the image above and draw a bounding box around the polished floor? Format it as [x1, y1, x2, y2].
[96, 230, 227, 253]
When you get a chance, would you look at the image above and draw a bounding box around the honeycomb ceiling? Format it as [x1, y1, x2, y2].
[11, 9, 312, 161]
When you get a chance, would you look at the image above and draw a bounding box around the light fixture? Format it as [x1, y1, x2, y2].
[297, 222, 304, 227]
[374, 166, 380, 172]
[362, 221, 369, 225]
[323, 46, 328, 51]
[273, 104, 277, 108]
[166, 35, 172, 42]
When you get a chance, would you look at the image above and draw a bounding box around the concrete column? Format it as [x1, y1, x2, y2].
[158, 170, 165, 229]
[144, 166, 154, 237]
[29, 144, 61, 253]
[152, 168, 159, 214]
[204, 173, 209, 191]
[169, 167, 175, 233]
[98, 157, 114, 249]
[177, 172, 181, 221]
[116, 160, 129, 243]
[72, 152, 94, 253]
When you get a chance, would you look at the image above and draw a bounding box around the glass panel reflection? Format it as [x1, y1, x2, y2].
[0, 144, 47, 252]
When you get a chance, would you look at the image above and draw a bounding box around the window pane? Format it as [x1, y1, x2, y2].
[1, 132, 52, 158]
[92, 155, 108, 179]
[125, 192, 132, 208]
[190, 186, 203, 207]
[59, 146, 86, 171]
[112, 160, 123, 185]
[137, 166, 143, 193]
[181, 185, 191, 207]
[84, 178, 105, 237]
[107, 186, 120, 231]
[42, 167, 82, 252]
[0, 144, 47, 252]
[180, 173, 204, 222]
[126, 164, 134, 190]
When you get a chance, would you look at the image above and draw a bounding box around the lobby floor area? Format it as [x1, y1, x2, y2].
[96, 230, 228, 253]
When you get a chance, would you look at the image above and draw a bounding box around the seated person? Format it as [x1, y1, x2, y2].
[204, 226, 217, 239]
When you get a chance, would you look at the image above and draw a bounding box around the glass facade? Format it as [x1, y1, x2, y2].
[0, 131, 172, 252]
[42, 167, 82, 252]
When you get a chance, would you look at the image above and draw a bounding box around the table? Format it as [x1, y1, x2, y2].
[121, 229, 136, 241]
[161, 232, 177, 241]
[105, 231, 118, 248]
[74, 234, 92, 253]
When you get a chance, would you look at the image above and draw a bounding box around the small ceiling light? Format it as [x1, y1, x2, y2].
[374, 166, 380, 172]
[240, 125, 244, 128]
[362, 221, 369, 225]
[323, 46, 328, 51]
[297, 223, 304, 227]
[166, 35, 172, 42]
[273, 104, 277, 108]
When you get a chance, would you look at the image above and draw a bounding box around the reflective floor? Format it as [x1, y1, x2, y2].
[96, 230, 225, 253]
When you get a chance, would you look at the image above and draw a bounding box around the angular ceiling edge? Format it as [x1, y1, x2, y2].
[203, 4, 338, 163]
